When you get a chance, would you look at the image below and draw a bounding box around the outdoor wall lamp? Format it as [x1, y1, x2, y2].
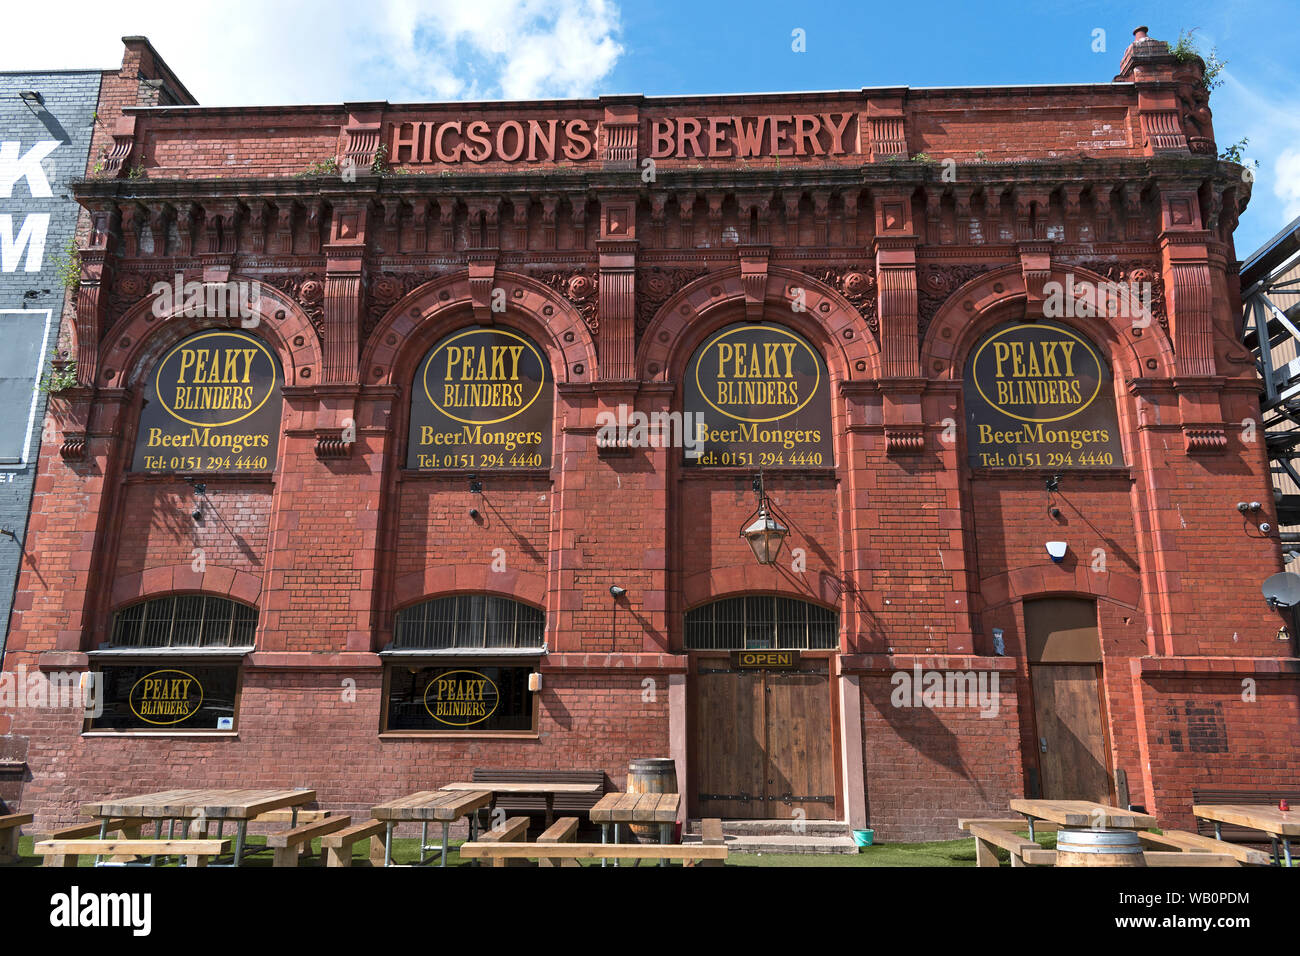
[740, 471, 788, 566]
[609, 585, 626, 598]
[19, 90, 43, 106]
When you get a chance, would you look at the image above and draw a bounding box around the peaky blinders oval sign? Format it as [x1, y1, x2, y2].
[129, 669, 204, 726]
[684, 323, 833, 467]
[132, 329, 282, 473]
[965, 321, 1124, 470]
[422, 669, 500, 727]
[408, 327, 553, 470]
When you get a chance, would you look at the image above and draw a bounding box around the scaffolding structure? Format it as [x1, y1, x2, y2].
[1242, 215, 1300, 550]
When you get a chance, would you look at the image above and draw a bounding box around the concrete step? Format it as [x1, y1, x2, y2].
[682, 831, 860, 855]
[684, 818, 852, 838]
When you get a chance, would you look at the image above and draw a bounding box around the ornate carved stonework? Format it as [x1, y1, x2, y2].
[635, 266, 709, 334]
[806, 266, 877, 332]
[363, 271, 434, 343]
[916, 265, 990, 339]
[106, 269, 170, 330]
[267, 273, 326, 341]
[1074, 260, 1167, 333]
[538, 270, 599, 333]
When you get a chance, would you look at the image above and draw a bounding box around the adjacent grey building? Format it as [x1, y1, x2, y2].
[0, 71, 103, 653]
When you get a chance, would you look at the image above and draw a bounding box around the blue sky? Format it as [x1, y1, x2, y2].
[7, 0, 1299, 254]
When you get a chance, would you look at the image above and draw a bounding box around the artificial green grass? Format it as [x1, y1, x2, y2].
[8, 832, 1060, 867]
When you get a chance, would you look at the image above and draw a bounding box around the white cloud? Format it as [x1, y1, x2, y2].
[1274, 149, 1300, 224]
[0, 0, 624, 105]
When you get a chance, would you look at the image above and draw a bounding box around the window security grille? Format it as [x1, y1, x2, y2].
[110, 595, 258, 648]
[393, 594, 545, 649]
[684, 596, 837, 650]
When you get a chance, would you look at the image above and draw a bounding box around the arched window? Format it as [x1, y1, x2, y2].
[90, 595, 256, 732]
[685, 596, 837, 650]
[110, 594, 258, 648]
[393, 594, 544, 650]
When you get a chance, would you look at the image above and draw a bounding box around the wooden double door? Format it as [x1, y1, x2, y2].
[689, 655, 836, 820]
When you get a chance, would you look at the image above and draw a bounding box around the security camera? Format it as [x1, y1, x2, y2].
[468, 508, 480, 519]
[1237, 502, 1250, 513]
[609, 585, 626, 598]
[1046, 541, 1068, 563]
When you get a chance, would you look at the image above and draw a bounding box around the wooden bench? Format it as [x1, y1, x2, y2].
[0, 812, 33, 863]
[265, 815, 352, 867]
[321, 819, 387, 868]
[958, 817, 1060, 833]
[968, 823, 1051, 867]
[1139, 829, 1271, 866]
[699, 817, 725, 867]
[459, 841, 728, 866]
[475, 816, 531, 867]
[36, 838, 230, 867]
[1192, 789, 1300, 843]
[536, 816, 580, 868]
[40, 818, 152, 866]
[471, 768, 605, 826]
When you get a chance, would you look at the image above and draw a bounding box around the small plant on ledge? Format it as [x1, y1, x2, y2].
[54, 237, 80, 292]
[294, 156, 340, 177]
[40, 350, 78, 394]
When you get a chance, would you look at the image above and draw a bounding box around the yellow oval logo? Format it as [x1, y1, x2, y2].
[423, 328, 548, 426]
[423, 669, 499, 727]
[971, 323, 1104, 424]
[693, 324, 823, 424]
[129, 669, 204, 726]
[155, 331, 279, 428]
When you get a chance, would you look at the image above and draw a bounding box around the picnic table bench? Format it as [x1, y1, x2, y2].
[36, 838, 231, 867]
[0, 812, 33, 863]
[1194, 804, 1299, 866]
[372, 789, 493, 867]
[445, 779, 602, 829]
[962, 816, 1247, 868]
[321, 819, 388, 868]
[590, 792, 680, 866]
[458, 840, 727, 866]
[80, 788, 317, 866]
[1008, 799, 1155, 840]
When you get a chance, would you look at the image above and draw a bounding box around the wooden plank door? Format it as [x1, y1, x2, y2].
[763, 663, 835, 820]
[691, 657, 766, 818]
[1030, 664, 1111, 803]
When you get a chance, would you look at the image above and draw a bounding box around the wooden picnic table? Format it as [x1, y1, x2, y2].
[80, 788, 317, 866]
[1009, 799, 1156, 841]
[590, 792, 680, 867]
[1194, 804, 1299, 867]
[371, 790, 493, 867]
[440, 781, 600, 829]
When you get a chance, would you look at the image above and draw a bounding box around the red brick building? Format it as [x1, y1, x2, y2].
[2, 29, 1295, 841]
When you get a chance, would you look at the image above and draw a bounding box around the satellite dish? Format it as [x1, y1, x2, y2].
[1262, 572, 1300, 608]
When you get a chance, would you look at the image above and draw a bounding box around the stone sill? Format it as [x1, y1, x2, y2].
[839, 654, 1018, 674]
[81, 732, 240, 738]
[1132, 656, 1300, 678]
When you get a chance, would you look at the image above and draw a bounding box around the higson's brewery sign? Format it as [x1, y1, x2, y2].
[964, 321, 1124, 469]
[132, 330, 282, 473]
[386, 113, 857, 165]
[685, 323, 833, 467]
[407, 327, 553, 470]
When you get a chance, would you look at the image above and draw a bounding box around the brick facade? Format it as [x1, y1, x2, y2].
[2, 30, 1296, 840]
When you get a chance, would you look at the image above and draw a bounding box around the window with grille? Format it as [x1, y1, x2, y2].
[109, 595, 258, 648]
[684, 596, 837, 650]
[393, 595, 545, 650]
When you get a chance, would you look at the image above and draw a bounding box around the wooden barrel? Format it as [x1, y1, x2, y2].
[1054, 828, 1146, 867]
[627, 758, 678, 840]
